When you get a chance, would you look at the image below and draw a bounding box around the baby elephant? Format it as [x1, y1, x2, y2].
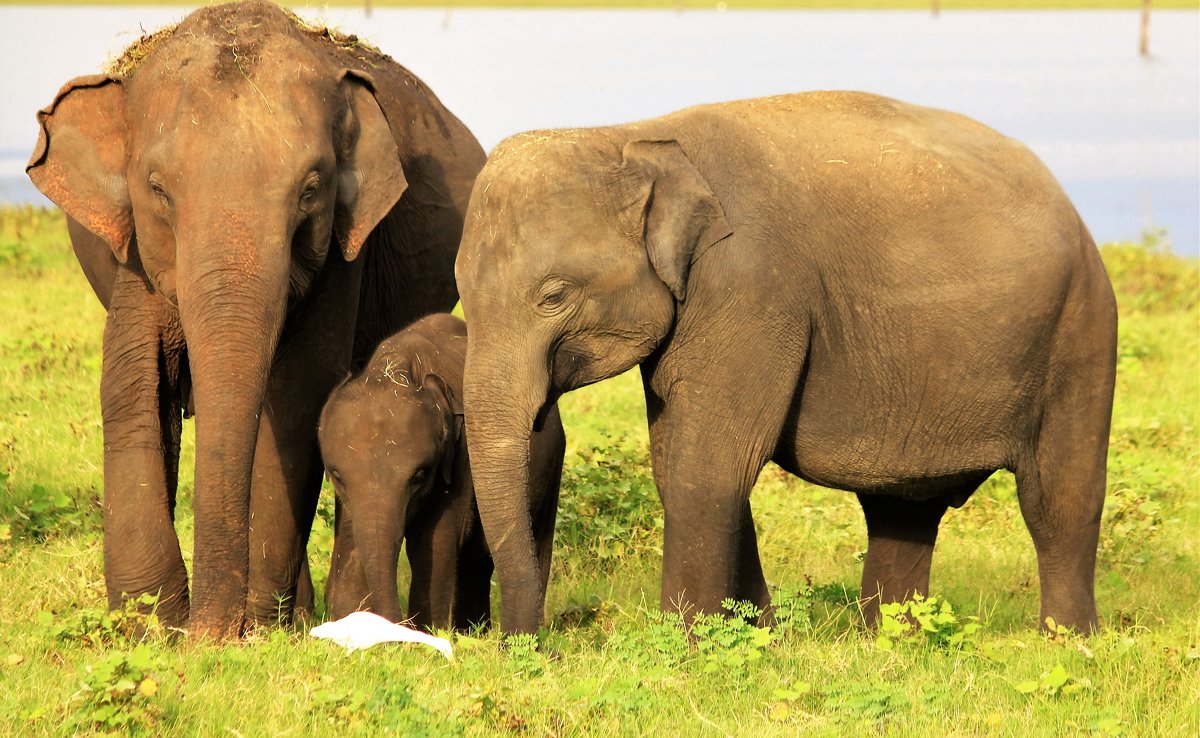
[319, 314, 564, 630]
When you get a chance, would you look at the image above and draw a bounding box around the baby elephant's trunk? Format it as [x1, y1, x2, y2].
[350, 497, 407, 622]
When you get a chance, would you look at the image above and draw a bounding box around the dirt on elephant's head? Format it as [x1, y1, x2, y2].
[104, 1, 387, 79]
[106, 24, 178, 78]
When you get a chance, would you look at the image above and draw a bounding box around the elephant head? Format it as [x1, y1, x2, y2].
[25, 2, 407, 637]
[317, 358, 463, 623]
[455, 132, 731, 633]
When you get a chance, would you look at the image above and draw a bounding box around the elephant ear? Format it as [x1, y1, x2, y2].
[621, 139, 732, 301]
[421, 371, 464, 486]
[335, 70, 409, 262]
[26, 75, 133, 263]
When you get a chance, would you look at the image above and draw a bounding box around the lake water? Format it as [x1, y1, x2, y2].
[1, 7, 1196, 253]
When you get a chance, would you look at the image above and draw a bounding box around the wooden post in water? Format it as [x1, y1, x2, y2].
[1140, 0, 1151, 56]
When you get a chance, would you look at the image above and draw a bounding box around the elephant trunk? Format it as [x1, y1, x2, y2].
[176, 227, 288, 640]
[350, 495, 407, 623]
[463, 341, 548, 635]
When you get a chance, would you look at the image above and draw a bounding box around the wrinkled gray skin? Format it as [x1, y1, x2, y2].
[318, 314, 564, 630]
[26, 1, 485, 638]
[456, 92, 1118, 635]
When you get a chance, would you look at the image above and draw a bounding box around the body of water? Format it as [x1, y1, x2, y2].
[1, 7, 1197, 253]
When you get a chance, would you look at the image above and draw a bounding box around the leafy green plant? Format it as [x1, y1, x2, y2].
[823, 683, 911, 723]
[310, 672, 462, 736]
[690, 599, 775, 674]
[3, 483, 86, 543]
[1014, 663, 1091, 698]
[457, 680, 531, 734]
[50, 593, 166, 648]
[875, 594, 980, 651]
[555, 434, 662, 568]
[604, 610, 691, 672]
[66, 644, 171, 735]
[770, 679, 911, 726]
[770, 586, 815, 635]
[767, 679, 813, 722]
[502, 633, 547, 677]
[1085, 711, 1126, 736]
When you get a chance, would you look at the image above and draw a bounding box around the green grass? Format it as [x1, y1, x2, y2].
[1, 205, 1197, 736]
[0, 1, 1195, 10]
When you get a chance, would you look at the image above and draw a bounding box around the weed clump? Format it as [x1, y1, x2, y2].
[66, 645, 173, 735]
[555, 434, 662, 571]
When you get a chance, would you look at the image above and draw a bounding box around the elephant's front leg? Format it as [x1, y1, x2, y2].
[100, 266, 189, 626]
[245, 258, 363, 626]
[644, 379, 780, 622]
[245, 403, 325, 624]
[406, 509, 461, 631]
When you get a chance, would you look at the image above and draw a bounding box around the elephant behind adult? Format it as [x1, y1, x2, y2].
[456, 92, 1118, 635]
[26, 1, 485, 638]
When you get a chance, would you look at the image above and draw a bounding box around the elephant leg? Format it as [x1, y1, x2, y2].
[245, 413, 324, 625]
[407, 493, 474, 630]
[100, 266, 189, 626]
[641, 333, 796, 623]
[856, 494, 950, 626]
[325, 497, 370, 619]
[531, 458, 561, 610]
[453, 533, 494, 632]
[1015, 372, 1110, 632]
[293, 558, 315, 623]
[733, 499, 772, 620]
[647, 404, 774, 621]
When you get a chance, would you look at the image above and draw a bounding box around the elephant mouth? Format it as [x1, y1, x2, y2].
[532, 391, 560, 433]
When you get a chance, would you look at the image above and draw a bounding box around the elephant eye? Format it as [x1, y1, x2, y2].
[412, 467, 430, 483]
[327, 468, 342, 485]
[299, 174, 322, 209]
[148, 174, 172, 208]
[536, 279, 576, 313]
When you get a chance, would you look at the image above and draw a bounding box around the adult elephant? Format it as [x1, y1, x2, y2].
[455, 92, 1117, 635]
[26, 1, 485, 639]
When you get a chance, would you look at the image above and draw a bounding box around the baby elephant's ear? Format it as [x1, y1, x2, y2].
[422, 372, 464, 485]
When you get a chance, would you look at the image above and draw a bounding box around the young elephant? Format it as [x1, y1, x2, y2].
[318, 314, 564, 630]
[456, 92, 1118, 635]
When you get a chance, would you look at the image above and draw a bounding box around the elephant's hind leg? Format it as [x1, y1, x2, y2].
[856, 493, 951, 626]
[1015, 388, 1111, 631]
[1015, 272, 1115, 633]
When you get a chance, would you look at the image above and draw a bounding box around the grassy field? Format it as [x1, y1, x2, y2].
[0, 205, 1197, 736]
[0, 1, 1196, 10]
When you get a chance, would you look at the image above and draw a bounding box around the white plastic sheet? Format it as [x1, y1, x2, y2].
[310, 611, 453, 659]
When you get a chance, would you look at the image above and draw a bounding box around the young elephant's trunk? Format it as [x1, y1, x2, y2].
[349, 494, 407, 623]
